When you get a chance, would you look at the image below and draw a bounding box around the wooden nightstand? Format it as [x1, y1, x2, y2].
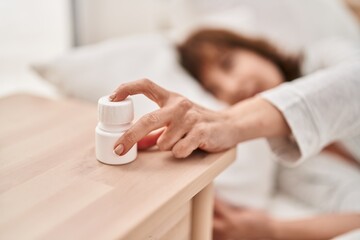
[0, 94, 235, 240]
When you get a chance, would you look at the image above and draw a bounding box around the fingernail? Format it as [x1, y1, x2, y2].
[109, 93, 116, 101]
[114, 144, 124, 155]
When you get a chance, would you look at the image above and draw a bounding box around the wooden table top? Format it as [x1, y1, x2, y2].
[0, 94, 235, 240]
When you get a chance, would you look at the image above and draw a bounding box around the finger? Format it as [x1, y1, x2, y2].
[214, 206, 223, 218]
[214, 197, 232, 219]
[110, 79, 170, 107]
[157, 107, 197, 151]
[213, 216, 226, 232]
[137, 128, 165, 150]
[213, 216, 228, 240]
[156, 123, 189, 151]
[115, 97, 191, 155]
[231, 204, 246, 211]
[114, 108, 171, 155]
[171, 131, 201, 158]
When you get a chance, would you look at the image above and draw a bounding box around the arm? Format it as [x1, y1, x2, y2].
[109, 79, 290, 157]
[110, 57, 360, 161]
[220, 95, 291, 144]
[213, 198, 360, 240]
[271, 214, 360, 240]
[259, 59, 360, 165]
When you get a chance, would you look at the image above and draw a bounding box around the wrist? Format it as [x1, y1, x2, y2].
[268, 219, 282, 240]
[222, 96, 290, 143]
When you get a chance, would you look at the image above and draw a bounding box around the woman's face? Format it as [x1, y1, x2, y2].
[200, 46, 284, 105]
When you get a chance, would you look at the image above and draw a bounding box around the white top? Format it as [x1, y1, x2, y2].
[98, 96, 134, 125]
[260, 38, 360, 166]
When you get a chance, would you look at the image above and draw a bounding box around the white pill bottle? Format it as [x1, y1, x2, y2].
[95, 96, 137, 165]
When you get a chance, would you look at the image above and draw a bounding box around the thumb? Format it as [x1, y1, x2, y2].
[137, 128, 165, 150]
[214, 197, 232, 219]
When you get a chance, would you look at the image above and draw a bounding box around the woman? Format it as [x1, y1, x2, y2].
[177, 29, 360, 240]
[110, 29, 360, 239]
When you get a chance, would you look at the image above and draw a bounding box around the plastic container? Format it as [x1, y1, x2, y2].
[95, 95, 137, 165]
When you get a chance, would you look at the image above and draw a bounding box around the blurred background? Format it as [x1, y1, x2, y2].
[1, 0, 359, 99]
[1, 0, 360, 229]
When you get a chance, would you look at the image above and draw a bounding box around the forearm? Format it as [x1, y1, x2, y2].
[223, 96, 291, 143]
[270, 214, 360, 240]
[260, 61, 360, 163]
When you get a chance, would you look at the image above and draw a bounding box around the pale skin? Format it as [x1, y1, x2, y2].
[110, 79, 288, 158]
[110, 47, 360, 239]
[214, 197, 360, 240]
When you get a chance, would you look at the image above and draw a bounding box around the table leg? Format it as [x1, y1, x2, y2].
[191, 183, 214, 240]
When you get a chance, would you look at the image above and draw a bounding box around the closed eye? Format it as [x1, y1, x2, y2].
[219, 52, 234, 72]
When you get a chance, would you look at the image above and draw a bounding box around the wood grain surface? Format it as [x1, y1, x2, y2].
[0, 94, 235, 240]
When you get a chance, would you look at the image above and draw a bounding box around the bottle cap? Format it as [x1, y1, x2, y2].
[98, 96, 134, 125]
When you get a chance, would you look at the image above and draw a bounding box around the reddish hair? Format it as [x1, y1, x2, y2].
[177, 29, 302, 82]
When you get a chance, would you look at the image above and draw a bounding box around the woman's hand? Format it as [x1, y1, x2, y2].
[213, 197, 274, 240]
[214, 198, 360, 240]
[110, 79, 239, 158]
[110, 78, 290, 158]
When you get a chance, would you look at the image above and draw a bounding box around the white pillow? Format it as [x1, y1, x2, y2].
[32, 33, 276, 208]
[32, 33, 226, 118]
[169, 0, 360, 53]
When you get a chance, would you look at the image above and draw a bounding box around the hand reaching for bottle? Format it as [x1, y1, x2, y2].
[110, 79, 239, 158]
[110, 78, 290, 158]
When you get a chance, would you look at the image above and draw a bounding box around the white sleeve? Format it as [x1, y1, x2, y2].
[260, 51, 360, 166]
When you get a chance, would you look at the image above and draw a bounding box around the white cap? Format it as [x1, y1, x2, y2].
[98, 96, 134, 125]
